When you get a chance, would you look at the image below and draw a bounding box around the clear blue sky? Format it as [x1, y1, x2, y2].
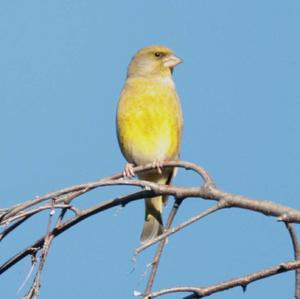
[1, 1, 300, 298]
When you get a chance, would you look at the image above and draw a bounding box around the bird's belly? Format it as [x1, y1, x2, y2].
[118, 110, 180, 165]
[129, 130, 175, 165]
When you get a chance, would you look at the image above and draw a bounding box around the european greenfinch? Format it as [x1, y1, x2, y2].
[116, 45, 183, 242]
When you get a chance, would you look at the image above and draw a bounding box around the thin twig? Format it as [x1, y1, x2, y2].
[285, 223, 300, 299]
[23, 234, 54, 299]
[135, 201, 226, 256]
[0, 204, 71, 241]
[1, 204, 71, 227]
[0, 216, 34, 241]
[0, 161, 212, 223]
[147, 260, 300, 298]
[143, 198, 183, 298]
[17, 255, 37, 294]
[0, 190, 151, 275]
[24, 208, 67, 299]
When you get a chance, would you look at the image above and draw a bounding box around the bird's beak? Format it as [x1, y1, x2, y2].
[163, 54, 183, 68]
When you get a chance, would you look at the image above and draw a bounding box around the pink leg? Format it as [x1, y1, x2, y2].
[152, 160, 164, 175]
[123, 163, 135, 178]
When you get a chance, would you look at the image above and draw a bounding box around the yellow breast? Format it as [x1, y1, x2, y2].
[117, 76, 183, 165]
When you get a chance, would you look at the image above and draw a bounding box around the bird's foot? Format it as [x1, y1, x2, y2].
[152, 160, 164, 175]
[123, 163, 135, 178]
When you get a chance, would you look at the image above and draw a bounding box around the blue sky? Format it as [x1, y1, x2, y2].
[0, 1, 300, 298]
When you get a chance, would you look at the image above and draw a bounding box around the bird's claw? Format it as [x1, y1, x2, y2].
[123, 163, 135, 178]
[152, 160, 163, 175]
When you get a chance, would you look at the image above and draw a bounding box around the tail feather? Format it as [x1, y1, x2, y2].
[139, 168, 177, 243]
[140, 196, 163, 243]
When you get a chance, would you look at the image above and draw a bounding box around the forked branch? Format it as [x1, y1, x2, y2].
[147, 260, 300, 298]
[0, 161, 299, 298]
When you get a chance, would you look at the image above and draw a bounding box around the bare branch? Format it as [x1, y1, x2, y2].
[0, 204, 71, 241]
[286, 223, 300, 299]
[1, 160, 300, 298]
[135, 201, 226, 256]
[0, 216, 34, 242]
[144, 198, 183, 297]
[2, 161, 300, 230]
[147, 260, 300, 298]
[1, 162, 300, 276]
[0, 161, 212, 223]
[0, 190, 150, 275]
[24, 208, 67, 299]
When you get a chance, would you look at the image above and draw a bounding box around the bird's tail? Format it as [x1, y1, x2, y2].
[140, 195, 164, 243]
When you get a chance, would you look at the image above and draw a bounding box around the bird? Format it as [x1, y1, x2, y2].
[116, 45, 183, 243]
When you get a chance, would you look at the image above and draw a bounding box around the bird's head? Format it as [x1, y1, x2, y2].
[127, 45, 182, 78]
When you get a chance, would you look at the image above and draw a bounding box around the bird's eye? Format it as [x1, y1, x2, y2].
[154, 52, 162, 57]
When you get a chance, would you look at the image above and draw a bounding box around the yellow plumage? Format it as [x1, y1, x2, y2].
[116, 46, 183, 242]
